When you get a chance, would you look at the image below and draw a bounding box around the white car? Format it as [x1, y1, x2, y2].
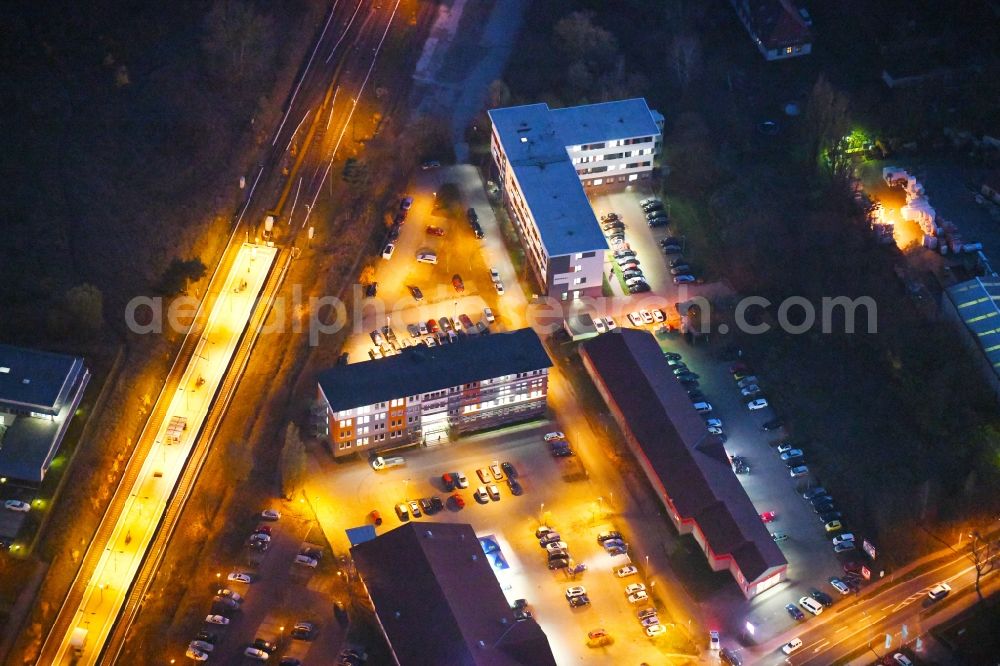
[244, 647, 269, 661]
[830, 578, 850, 595]
[832, 534, 855, 547]
[294, 555, 318, 568]
[707, 426, 723, 434]
[646, 624, 667, 637]
[639, 309, 654, 324]
[693, 402, 713, 414]
[490, 268, 501, 282]
[740, 385, 761, 396]
[594, 318, 606, 333]
[260, 509, 280, 520]
[228, 572, 253, 584]
[628, 312, 643, 326]
[737, 376, 759, 388]
[709, 630, 720, 650]
[927, 582, 952, 600]
[3, 500, 30, 512]
[705, 418, 722, 428]
[494, 280, 505, 295]
[455, 472, 469, 488]
[416, 251, 438, 264]
[484, 307, 495, 323]
[544, 432, 565, 442]
[381, 243, 395, 260]
[624, 583, 646, 595]
[893, 653, 914, 666]
[216, 588, 243, 602]
[652, 309, 665, 323]
[186, 647, 209, 662]
[189, 640, 214, 653]
[799, 596, 823, 615]
[747, 398, 769, 410]
[603, 316, 617, 331]
[782, 638, 803, 655]
[616, 565, 638, 578]
[776, 443, 794, 454]
[565, 586, 587, 598]
[205, 614, 230, 625]
[545, 541, 568, 552]
[627, 590, 649, 604]
[789, 465, 809, 478]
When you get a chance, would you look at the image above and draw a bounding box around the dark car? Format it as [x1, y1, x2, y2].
[253, 638, 277, 653]
[662, 245, 682, 254]
[811, 589, 834, 606]
[786, 603, 805, 620]
[642, 201, 664, 212]
[291, 622, 316, 640]
[814, 502, 835, 514]
[507, 478, 523, 495]
[820, 511, 842, 523]
[430, 496, 444, 512]
[810, 495, 833, 508]
[680, 379, 699, 388]
[647, 217, 669, 228]
[548, 557, 570, 570]
[279, 659, 302, 666]
[687, 390, 706, 401]
[408, 285, 423, 301]
[466, 207, 478, 224]
[622, 271, 644, 281]
[553, 447, 574, 457]
[614, 249, 636, 259]
[597, 531, 622, 543]
[387, 223, 401, 241]
[364, 282, 377, 298]
[472, 221, 485, 238]
[568, 594, 590, 607]
[761, 417, 785, 431]
[660, 236, 681, 245]
[501, 461, 517, 478]
[196, 631, 217, 644]
[720, 647, 743, 666]
[629, 282, 651, 293]
[452, 274, 465, 292]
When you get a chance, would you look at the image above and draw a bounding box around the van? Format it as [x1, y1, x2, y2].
[395, 503, 409, 521]
[799, 596, 823, 615]
[371, 456, 405, 470]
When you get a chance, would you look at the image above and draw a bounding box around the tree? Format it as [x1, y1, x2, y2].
[202, 0, 274, 85]
[63, 283, 104, 338]
[279, 422, 307, 500]
[487, 79, 511, 109]
[803, 75, 851, 171]
[968, 529, 999, 602]
[553, 11, 618, 70]
[158, 258, 207, 295]
[670, 32, 702, 91]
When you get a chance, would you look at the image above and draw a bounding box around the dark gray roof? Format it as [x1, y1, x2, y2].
[352, 522, 556, 666]
[580, 329, 786, 583]
[0, 344, 86, 414]
[317, 329, 552, 413]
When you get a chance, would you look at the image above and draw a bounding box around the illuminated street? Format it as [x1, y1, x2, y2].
[42, 244, 276, 665]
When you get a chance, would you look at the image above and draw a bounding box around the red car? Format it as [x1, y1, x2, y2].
[426, 319, 439, 334]
[370, 510, 382, 526]
[452, 274, 465, 292]
[255, 525, 272, 535]
[459, 314, 474, 329]
[729, 362, 750, 374]
[426, 226, 445, 237]
[451, 493, 465, 508]
[760, 511, 776, 523]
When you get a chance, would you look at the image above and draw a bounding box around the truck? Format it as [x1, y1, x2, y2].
[371, 455, 405, 470]
[70, 627, 88, 656]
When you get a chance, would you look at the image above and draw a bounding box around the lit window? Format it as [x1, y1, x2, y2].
[520, 137, 528, 143]
[786, 47, 792, 54]
[0, 367, 8, 374]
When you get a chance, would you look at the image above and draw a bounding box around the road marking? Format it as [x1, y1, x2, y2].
[882, 603, 893, 611]
[836, 626, 848, 633]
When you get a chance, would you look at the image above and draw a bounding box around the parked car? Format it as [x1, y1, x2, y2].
[244, 647, 269, 661]
[3, 500, 31, 512]
[260, 509, 280, 521]
[227, 572, 253, 584]
[799, 596, 824, 615]
[762, 417, 785, 430]
[747, 398, 769, 410]
[829, 577, 850, 595]
[616, 565, 638, 578]
[779, 449, 804, 461]
[416, 251, 438, 264]
[789, 465, 809, 478]
[811, 589, 834, 607]
[426, 225, 445, 236]
[627, 590, 649, 604]
[786, 603, 805, 620]
[205, 615, 230, 625]
[673, 274, 695, 284]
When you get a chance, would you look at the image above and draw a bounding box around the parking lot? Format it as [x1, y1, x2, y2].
[629, 324, 866, 654]
[180, 507, 349, 665]
[307, 422, 687, 664]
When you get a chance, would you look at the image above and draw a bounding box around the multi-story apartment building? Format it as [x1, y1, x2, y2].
[0, 344, 90, 484]
[489, 99, 663, 301]
[729, 0, 812, 61]
[317, 329, 552, 457]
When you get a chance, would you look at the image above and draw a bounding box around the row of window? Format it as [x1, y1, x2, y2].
[576, 137, 654, 152]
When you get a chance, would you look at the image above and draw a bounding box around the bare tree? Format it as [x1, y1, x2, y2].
[670, 32, 702, 90]
[553, 11, 618, 70]
[279, 422, 307, 500]
[968, 529, 999, 602]
[487, 79, 511, 109]
[803, 75, 851, 171]
[202, 0, 274, 84]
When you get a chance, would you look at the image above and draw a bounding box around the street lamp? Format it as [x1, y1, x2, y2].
[279, 626, 285, 644]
